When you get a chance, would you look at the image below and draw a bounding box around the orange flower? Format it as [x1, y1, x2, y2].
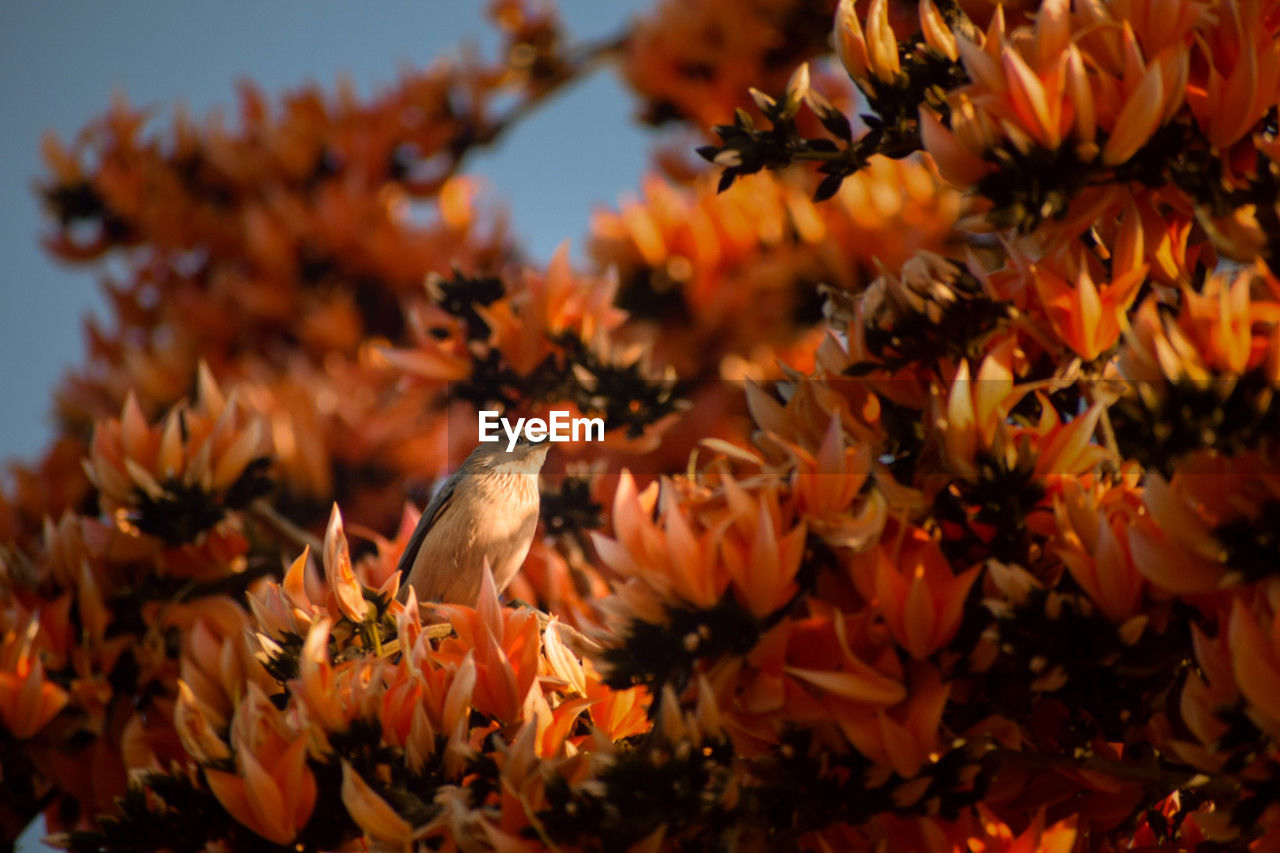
[205, 737, 316, 845]
[245, 554, 313, 641]
[922, 0, 1192, 182]
[174, 680, 231, 765]
[1227, 585, 1280, 737]
[1186, 0, 1280, 149]
[781, 612, 907, 712]
[540, 617, 587, 698]
[1030, 242, 1148, 362]
[1179, 269, 1280, 375]
[1101, 56, 1171, 166]
[1169, 620, 1237, 770]
[0, 615, 70, 739]
[340, 759, 414, 846]
[1051, 478, 1146, 622]
[830, 664, 950, 782]
[1126, 470, 1229, 595]
[591, 470, 728, 610]
[785, 415, 888, 550]
[718, 484, 807, 618]
[861, 526, 980, 660]
[435, 568, 542, 724]
[88, 365, 269, 516]
[919, 107, 994, 186]
[965, 805, 1077, 853]
[523, 686, 593, 758]
[176, 600, 262, 726]
[584, 660, 651, 741]
[204, 683, 318, 845]
[373, 298, 473, 384]
[23, 0, 1280, 847]
[292, 618, 385, 749]
[1024, 398, 1109, 480]
[1119, 268, 1280, 401]
[835, 0, 901, 89]
[380, 648, 478, 773]
[234, 368, 337, 501]
[589, 159, 960, 378]
[622, 0, 837, 129]
[919, 0, 958, 62]
[745, 371, 883, 457]
[323, 504, 371, 624]
[293, 616, 350, 738]
[936, 346, 1023, 482]
[487, 716, 563, 843]
[480, 247, 625, 376]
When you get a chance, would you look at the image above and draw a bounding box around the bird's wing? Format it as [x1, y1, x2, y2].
[396, 476, 458, 577]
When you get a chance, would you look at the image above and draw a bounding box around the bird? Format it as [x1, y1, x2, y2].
[396, 436, 550, 605]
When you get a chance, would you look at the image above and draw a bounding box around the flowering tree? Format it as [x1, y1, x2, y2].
[4, 0, 1280, 849]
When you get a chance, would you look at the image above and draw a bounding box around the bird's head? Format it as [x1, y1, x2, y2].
[465, 436, 551, 475]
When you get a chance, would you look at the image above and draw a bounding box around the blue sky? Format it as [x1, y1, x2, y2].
[0, 1, 655, 468]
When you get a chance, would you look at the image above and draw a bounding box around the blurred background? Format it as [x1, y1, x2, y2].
[0, 0, 652, 470]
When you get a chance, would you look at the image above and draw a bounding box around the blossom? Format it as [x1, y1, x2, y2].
[323, 504, 373, 624]
[1126, 470, 1230, 594]
[918, 105, 994, 186]
[1227, 586, 1280, 737]
[588, 155, 960, 403]
[1051, 478, 1146, 622]
[785, 415, 887, 549]
[0, 616, 70, 739]
[858, 526, 980, 660]
[591, 470, 728, 610]
[175, 598, 263, 725]
[83, 364, 271, 554]
[292, 617, 358, 740]
[964, 805, 1078, 852]
[1119, 272, 1280, 386]
[623, 0, 838, 128]
[173, 680, 231, 765]
[772, 613, 907, 714]
[204, 684, 318, 845]
[1186, 0, 1280, 149]
[340, 760, 414, 846]
[584, 661, 651, 741]
[823, 665, 946, 783]
[835, 0, 901, 89]
[948, 3, 1186, 167]
[1030, 240, 1148, 362]
[717, 490, 805, 618]
[1170, 620, 1238, 770]
[16, 0, 1280, 847]
[434, 568, 542, 724]
[936, 348, 1023, 483]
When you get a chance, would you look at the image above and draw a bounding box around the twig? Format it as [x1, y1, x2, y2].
[250, 498, 322, 554]
[443, 32, 628, 182]
[1080, 373, 1122, 460]
[510, 602, 605, 657]
[984, 747, 1239, 802]
[1097, 403, 1121, 460]
[549, 617, 605, 658]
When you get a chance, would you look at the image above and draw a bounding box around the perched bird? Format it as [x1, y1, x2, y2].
[397, 436, 550, 605]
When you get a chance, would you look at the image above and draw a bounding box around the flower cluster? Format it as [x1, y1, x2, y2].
[622, 0, 839, 127]
[64, 509, 650, 850]
[589, 157, 962, 378]
[6, 0, 1280, 849]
